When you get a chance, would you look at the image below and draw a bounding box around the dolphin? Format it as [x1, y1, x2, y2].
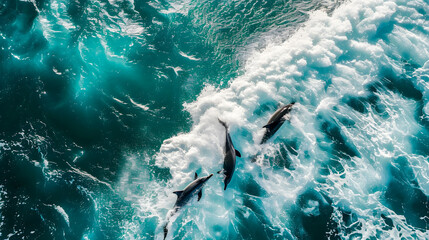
[163, 172, 213, 240]
[260, 102, 295, 144]
[218, 119, 241, 190]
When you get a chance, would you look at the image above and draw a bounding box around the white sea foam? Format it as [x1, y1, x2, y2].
[54, 205, 70, 227]
[121, 0, 429, 238]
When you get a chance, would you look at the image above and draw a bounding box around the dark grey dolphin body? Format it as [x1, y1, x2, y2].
[163, 173, 213, 240]
[260, 102, 295, 144]
[218, 119, 241, 190]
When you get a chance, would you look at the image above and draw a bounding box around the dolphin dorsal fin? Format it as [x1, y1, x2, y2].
[282, 114, 291, 121]
[263, 122, 275, 129]
[235, 149, 241, 158]
[194, 172, 198, 180]
[173, 191, 183, 197]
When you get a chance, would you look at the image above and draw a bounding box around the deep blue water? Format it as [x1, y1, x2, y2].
[1, 0, 429, 239]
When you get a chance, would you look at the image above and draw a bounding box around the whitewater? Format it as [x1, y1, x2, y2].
[1, 0, 429, 239]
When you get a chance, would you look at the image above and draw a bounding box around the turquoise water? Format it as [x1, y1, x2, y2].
[1, 0, 429, 239]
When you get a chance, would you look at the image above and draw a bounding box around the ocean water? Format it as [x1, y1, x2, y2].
[1, 0, 429, 239]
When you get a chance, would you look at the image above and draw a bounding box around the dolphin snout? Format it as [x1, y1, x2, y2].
[207, 174, 213, 179]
